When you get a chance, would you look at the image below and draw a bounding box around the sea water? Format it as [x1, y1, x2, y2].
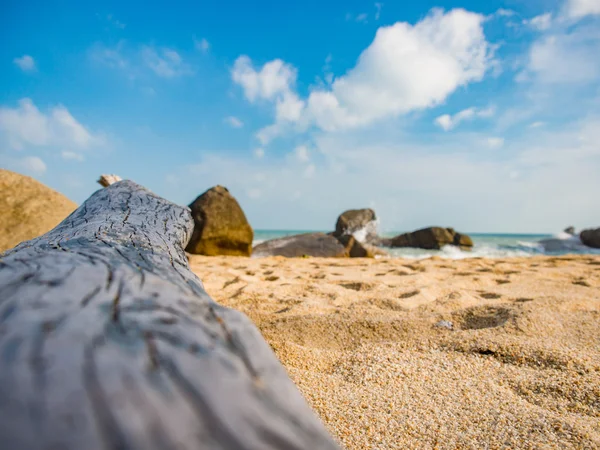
[253, 230, 600, 259]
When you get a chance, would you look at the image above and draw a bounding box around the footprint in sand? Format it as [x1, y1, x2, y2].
[515, 297, 533, 303]
[265, 275, 280, 282]
[496, 279, 511, 285]
[389, 269, 410, 276]
[477, 268, 493, 273]
[339, 281, 374, 291]
[480, 292, 502, 300]
[456, 305, 511, 330]
[398, 289, 420, 299]
[572, 280, 591, 287]
[263, 270, 274, 275]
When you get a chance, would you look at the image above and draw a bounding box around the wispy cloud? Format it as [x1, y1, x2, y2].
[435, 106, 496, 131]
[194, 37, 210, 52]
[90, 42, 193, 79]
[13, 55, 36, 72]
[141, 46, 193, 78]
[224, 116, 244, 128]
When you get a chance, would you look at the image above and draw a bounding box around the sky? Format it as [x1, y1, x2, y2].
[1, 0, 600, 233]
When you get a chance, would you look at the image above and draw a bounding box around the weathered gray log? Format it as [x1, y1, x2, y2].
[0, 181, 339, 450]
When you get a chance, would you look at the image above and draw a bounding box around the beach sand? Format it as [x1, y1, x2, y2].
[189, 254, 600, 449]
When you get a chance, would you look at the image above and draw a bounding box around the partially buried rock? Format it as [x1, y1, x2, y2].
[334, 208, 378, 242]
[580, 228, 600, 249]
[380, 227, 473, 250]
[564, 226, 576, 236]
[252, 233, 346, 258]
[336, 234, 388, 258]
[185, 185, 253, 256]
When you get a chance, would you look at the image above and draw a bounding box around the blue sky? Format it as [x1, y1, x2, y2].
[1, 0, 599, 233]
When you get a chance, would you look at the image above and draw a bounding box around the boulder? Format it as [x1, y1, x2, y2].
[380, 227, 473, 250]
[580, 228, 600, 249]
[185, 185, 253, 256]
[334, 208, 377, 241]
[336, 234, 388, 258]
[453, 232, 474, 248]
[252, 233, 346, 258]
[0, 169, 77, 253]
[564, 226, 576, 236]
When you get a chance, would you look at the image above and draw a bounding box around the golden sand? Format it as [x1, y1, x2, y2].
[190, 254, 600, 449]
[0, 169, 77, 253]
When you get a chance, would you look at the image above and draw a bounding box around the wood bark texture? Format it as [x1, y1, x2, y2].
[0, 180, 339, 450]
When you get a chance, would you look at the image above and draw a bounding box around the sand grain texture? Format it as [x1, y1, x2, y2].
[0, 169, 77, 253]
[190, 254, 600, 449]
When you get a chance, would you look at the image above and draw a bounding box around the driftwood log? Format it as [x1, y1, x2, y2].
[0, 181, 339, 450]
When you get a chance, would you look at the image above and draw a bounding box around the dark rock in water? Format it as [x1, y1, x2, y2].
[252, 233, 346, 258]
[453, 232, 473, 248]
[379, 227, 473, 250]
[336, 234, 388, 258]
[580, 228, 600, 249]
[334, 208, 377, 241]
[185, 185, 253, 256]
[564, 226, 576, 235]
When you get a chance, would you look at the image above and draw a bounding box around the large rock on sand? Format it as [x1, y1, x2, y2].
[580, 228, 600, 249]
[380, 227, 473, 250]
[185, 185, 253, 256]
[0, 169, 77, 253]
[252, 233, 346, 258]
[334, 208, 377, 241]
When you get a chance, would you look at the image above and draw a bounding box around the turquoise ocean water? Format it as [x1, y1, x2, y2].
[253, 230, 600, 259]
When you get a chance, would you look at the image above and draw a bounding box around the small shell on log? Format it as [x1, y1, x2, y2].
[97, 174, 123, 187]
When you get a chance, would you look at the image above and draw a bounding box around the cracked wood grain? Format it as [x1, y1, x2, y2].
[0, 180, 339, 450]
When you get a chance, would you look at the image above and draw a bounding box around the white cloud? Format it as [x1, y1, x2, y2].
[254, 148, 265, 158]
[355, 13, 368, 23]
[564, 0, 600, 19]
[494, 8, 516, 17]
[141, 47, 192, 78]
[294, 145, 310, 162]
[521, 28, 600, 83]
[224, 116, 244, 128]
[434, 106, 495, 131]
[275, 92, 305, 122]
[236, 8, 493, 140]
[0, 98, 102, 152]
[523, 13, 553, 31]
[194, 37, 210, 52]
[486, 137, 505, 148]
[13, 55, 36, 72]
[529, 121, 545, 128]
[61, 150, 85, 161]
[307, 9, 491, 131]
[20, 156, 46, 175]
[232, 56, 297, 102]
